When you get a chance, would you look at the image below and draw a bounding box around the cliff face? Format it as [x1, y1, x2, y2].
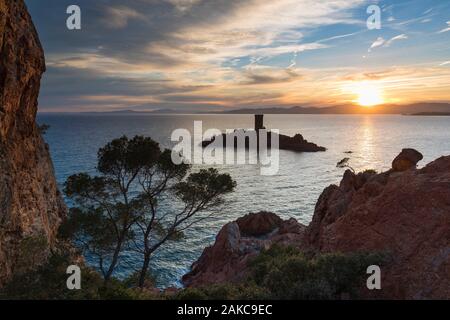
[184, 150, 450, 299]
[306, 154, 450, 299]
[0, 0, 66, 286]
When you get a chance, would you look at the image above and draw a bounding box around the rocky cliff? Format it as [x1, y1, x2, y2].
[0, 0, 66, 286]
[183, 150, 450, 299]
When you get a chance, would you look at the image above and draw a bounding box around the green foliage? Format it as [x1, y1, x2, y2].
[37, 124, 50, 135]
[97, 135, 161, 176]
[15, 235, 49, 272]
[336, 157, 355, 173]
[173, 246, 387, 300]
[122, 271, 156, 289]
[2, 244, 387, 300]
[1, 252, 97, 299]
[0, 252, 157, 300]
[173, 283, 268, 300]
[175, 168, 236, 207]
[248, 245, 386, 299]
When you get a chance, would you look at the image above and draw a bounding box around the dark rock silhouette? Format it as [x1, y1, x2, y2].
[202, 115, 326, 152]
[236, 212, 283, 237]
[0, 0, 66, 286]
[184, 149, 450, 299]
[391, 148, 423, 172]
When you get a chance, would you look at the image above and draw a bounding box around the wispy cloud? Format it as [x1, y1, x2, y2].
[438, 21, 450, 33]
[368, 37, 386, 52]
[241, 68, 302, 85]
[385, 34, 408, 46]
[102, 6, 147, 29]
[368, 34, 408, 52]
[165, 0, 202, 12]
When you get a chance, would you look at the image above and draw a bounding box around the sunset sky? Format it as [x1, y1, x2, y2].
[26, 0, 450, 112]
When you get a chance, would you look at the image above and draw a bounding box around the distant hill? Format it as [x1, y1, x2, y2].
[57, 102, 450, 115]
[409, 112, 450, 116]
[80, 109, 179, 114]
[220, 103, 450, 115]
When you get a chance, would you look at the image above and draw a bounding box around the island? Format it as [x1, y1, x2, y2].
[201, 114, 326, 152]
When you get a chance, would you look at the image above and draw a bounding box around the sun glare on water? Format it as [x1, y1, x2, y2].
[355, 83, 384, 107]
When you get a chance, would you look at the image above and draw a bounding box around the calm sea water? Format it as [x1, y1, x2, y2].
[37, 113, 450, 287]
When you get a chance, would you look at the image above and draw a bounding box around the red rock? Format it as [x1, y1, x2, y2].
[306, 151, 450, 299]
[184, 150, 450, 299]
[182, 212, 306, 287]
[236, 211, 283, 236]
[391, 148, 423, 171]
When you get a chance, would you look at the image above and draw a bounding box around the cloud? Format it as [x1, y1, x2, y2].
[368, 34, 408, 52]
[26, 0, 450, 112]
[385, 34, 408, 47]
[165, 0, 202, 12]
[102, 6, 147, 29]
[438, 21, 450, 33]
[368, 37, 385, 52]
[241, 68, 302, 85]
[317, 31, 362, 43]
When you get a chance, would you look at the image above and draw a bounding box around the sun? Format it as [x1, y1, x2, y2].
[355, 83, 384, 107]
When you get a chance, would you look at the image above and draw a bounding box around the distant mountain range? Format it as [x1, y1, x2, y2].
[218, 103, 450, 115]
[67, 102, 450, 115]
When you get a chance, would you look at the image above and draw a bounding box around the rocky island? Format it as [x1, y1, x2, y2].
[202, 114, 326, 153]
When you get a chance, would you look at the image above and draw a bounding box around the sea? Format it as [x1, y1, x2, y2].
[37, 113, 450, 288]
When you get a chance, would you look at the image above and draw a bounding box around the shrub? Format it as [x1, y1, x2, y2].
[0, 251, 156, 300]
[248, 245, 386, 299]
[173, 283, 268, 300]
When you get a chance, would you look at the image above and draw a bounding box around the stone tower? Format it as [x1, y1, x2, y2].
[255, 114, 264, 131]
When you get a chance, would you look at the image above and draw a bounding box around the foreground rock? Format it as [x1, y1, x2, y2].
[0, 0, 66, 286]
[391, 148, 423, 172]
[184, 150, 450, 299]
[182, 212, 305, 287]
[307, 153, 449, 299]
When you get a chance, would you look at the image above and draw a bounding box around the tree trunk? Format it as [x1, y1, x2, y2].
[104, 240, 123, 283]
[138, 252, 151, 288]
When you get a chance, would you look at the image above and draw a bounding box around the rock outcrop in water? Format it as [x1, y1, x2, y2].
[183, 150, 450, 299]
[202, 131, 326, 153]
[0, 0, 66, 286]
[202, 114, 326, 153]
